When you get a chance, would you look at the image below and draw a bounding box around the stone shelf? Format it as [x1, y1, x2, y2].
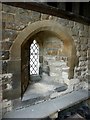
[3, 89, 89, 118]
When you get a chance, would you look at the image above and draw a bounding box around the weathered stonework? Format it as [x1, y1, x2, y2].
[1, 3, 89, 117]
[1, 51, 9, 60]
[1, 41, 12, 50]
[2, 29, 18, 41]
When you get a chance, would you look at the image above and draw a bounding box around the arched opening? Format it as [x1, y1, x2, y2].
[9, 20, 77, 100]
[30, 40, 39, 75]
[21, 30, 76, 101]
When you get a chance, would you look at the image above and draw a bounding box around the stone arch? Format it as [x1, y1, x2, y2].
[9, 20, 77, 99]
[10, 20, 75, 59]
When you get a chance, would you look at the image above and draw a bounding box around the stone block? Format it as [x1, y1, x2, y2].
[2, 29, 18, 41]
[7, 22, 27, 31]
[71, 28, 79, 36]
[0, 61, 2, 74]
[7, 60, 21, 94]
[2, 61, 8, 73]
[0, 3, 2, 12]
[0, 14, 1, 24]
[2, 73, 12, 83]
[2, 22, 5, 29]
[0, 92, 2, 101]
[50, 92, 59, 99]
[74, 22, 84, 31]
[74, 38, 80, 44]
[77, 71, 81, 76]
[3, 10, 18, 30]
[79, 56, 87, 61]
[6, 100, 12, 107]
[88, 48, 90, 57]
[81, 45, 87, 51]
[80, 37, 88, 44]
[80, 67, 87, 72]
[2, 4, 16, 13]
[1, 51, 9, 60]
[49, 112, 58, 119]
[1, 41, 12, 50]
[3, 87, 21, 100]
[58, 85, 74, 96]
[2, 84, 7, 90]
[77, 51, 81, 57]
[15, 9, 30, 25]
[69, 20, 74, 28]
[88, 61, 90, 69]
[2, 107, 7, 116]
[70, 78, 80, 85]
[88, 75, 90, 82]
[80, 51, 87, 57]
[84, 25, 89, 32]
[57, 18, 69, 26]
[28, 11, 40, 22]
[79, 61, 86, 67]
[0, 44, 1, 53]
[2, 99, 8, 108]
[7, 106, 12, 112]
[81, 70, 87, 77]
[75, 66, 81, 71]
[39, 56, 43, 63]
[76, 44, 81, 51]
[0, 51, 2, 60]
[79, 30, 88, 37]
[88, 38, 90, 48]
[87, 56, 90, 62]
[40, 13, 49, 20]
[2, 12, 7, 22]
[75, 81, 88, 90]
[5, 22, 15, 30]
[48, 15, 54, 20]
[0, 30, 1, 41]
[0, 77, 2, 84]
[63, 79, 70, 85]
[88, 70, 90, 75]
[89, 26, 90, 37]
[50, 16, 58, 21]
[62, 71, 68, 79]
[7, 13, 14, 23]
[2, 100, 12, 111]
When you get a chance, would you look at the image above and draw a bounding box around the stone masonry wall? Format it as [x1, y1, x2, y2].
[1, 3, 89, 116]
[88, 26, 90, 83]
[42, 35, 68, 83]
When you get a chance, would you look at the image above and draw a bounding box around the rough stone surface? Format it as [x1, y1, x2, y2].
[1, 41, 12, 50]
[41, 13, 50, 20]
[2, 61, 8, 74]
[2, 29, 18, 41]
[1, 3, 89, 117]
[2, 99, 12, 116]
[1, 51, 9, 60]
[2, 4, 16, 13]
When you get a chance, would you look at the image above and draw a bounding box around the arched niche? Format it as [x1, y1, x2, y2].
[9, 20, 78, 99]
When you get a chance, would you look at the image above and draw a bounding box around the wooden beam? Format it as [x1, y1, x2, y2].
[3, 2, 90, 25]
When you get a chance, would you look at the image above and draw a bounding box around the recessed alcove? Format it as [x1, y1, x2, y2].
[9, 20, 77, 101]
[21, 29, 78, 101]
[21, 31, 69, 101]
